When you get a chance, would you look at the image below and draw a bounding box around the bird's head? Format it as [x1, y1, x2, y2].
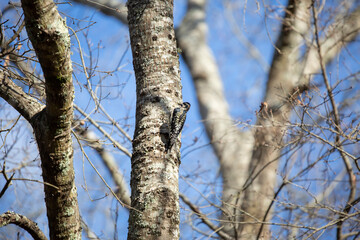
[182, 102, 191, 111]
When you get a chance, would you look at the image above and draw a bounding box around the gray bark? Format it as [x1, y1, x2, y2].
[1, 0, 82, 239]
[127, 0, 182, 239]
[0, 211, 48, 240]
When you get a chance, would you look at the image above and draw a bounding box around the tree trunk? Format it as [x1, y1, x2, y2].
[21, 0, 81, 239]
[127, 0, 182, 239]
[176, 0, 255, 236]
[239, 0, 311, 238]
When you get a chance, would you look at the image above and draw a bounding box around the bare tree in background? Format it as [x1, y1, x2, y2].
[1, 0, 360, 239]
[178, 0, 360, 238]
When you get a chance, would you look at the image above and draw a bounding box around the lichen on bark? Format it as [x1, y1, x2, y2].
[127, 0, 182, 239]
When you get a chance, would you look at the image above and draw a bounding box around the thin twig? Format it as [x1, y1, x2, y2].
[74, 104, 132, 157]
[311, 3, 356, 239]
[0, 164, 15, 199]
[69, 27, 99, 107]
[180, 193, 232, 239]
[72, 130, 137, 211]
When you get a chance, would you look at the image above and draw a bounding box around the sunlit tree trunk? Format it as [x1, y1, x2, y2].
[21, 0, 81, 239]
[127, 0, 182, 239]
[239, 1, 311, 238]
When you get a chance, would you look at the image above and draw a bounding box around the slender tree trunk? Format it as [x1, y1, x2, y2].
[239, 1, 311, 238]
[21, 0, 81, 239]
[176, 0, 255, 236]
[127, 0, 182, 239]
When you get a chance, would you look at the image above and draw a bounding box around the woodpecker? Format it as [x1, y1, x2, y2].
[166, 102, 191, 152]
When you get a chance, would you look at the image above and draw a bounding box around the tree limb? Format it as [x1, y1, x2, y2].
[303, 6, 360, 77]
[176, 2, 254, 235]
[0, 211, 48, 240]
[74, 104, 132, 157]
[240, 1, 312, 238]
[74, 124, 131, 206]
[180, 193, 232, 240]
[72, 0, 128, 24]
[21, 0, 81, 238]
[0, 70, 44, 122]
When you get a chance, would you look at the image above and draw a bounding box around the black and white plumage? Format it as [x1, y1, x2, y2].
[166, 102, 191, 152]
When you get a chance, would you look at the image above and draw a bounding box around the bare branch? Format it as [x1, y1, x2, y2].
[0, 164, 15, 199]
[0, 70, 44, 122]
[74, 124, 131, 206]
[0, 211, 48, 240]
[74, 104, 132, 157]
[224, 1, 270, 72]
[180, 193, 232, 240]
[241, 1, 312, 238]
[303, 6, 360, 77]
[177, 2, 254, 234]
[311, 3, 357, 239]
[72, 0, 128, 24]
[72, 130, 133, 210]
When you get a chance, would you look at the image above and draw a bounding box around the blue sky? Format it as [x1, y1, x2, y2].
[1, 0, 359, 239]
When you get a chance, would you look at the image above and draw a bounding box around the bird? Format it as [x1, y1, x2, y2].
[166, 102, 191, 153]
